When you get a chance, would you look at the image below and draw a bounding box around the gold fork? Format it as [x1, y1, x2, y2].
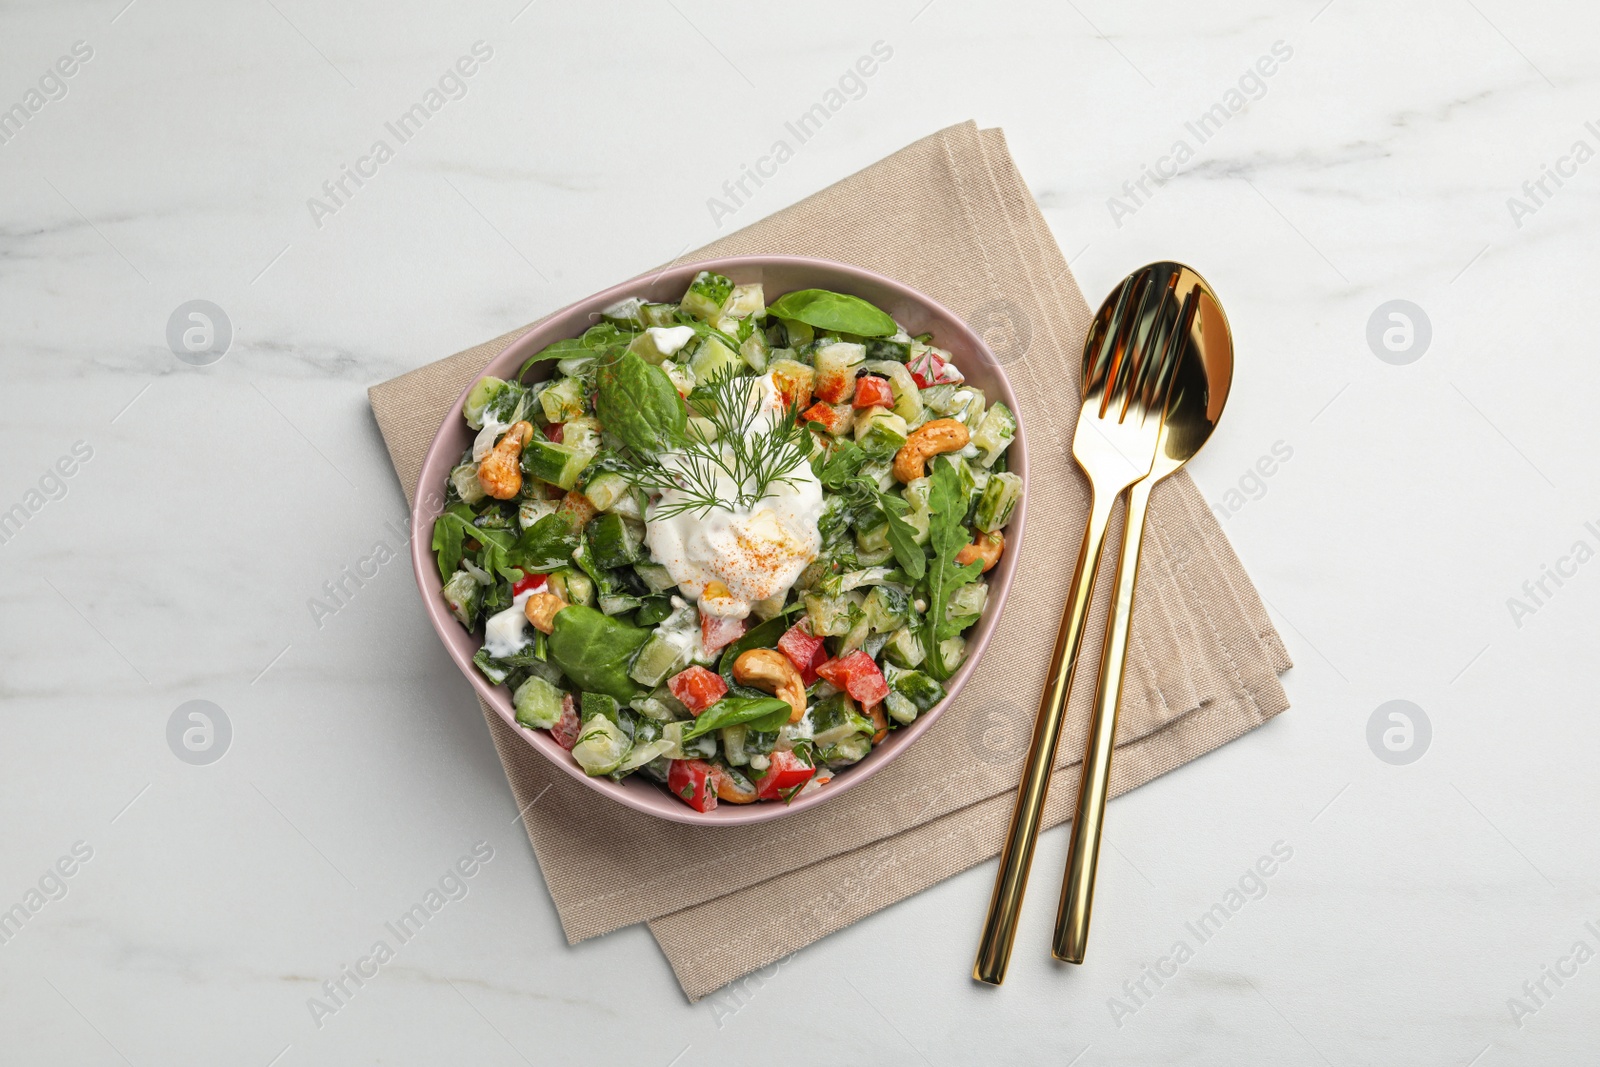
[974, 265, 1186, 986]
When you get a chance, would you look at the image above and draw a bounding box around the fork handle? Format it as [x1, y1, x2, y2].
[1053, 473, 1156, 963]
[974, 486, 1118, 986]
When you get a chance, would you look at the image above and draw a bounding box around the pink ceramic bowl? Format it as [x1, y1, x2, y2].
[411, 255, 1028, 825]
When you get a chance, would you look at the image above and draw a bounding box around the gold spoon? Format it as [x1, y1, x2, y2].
[1053, 263, 1234, 963]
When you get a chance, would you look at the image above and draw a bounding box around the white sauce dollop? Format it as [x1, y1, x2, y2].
[646, 325, 697, 357]
[482, 590, 535, 660]
[644, 373, 824, 618]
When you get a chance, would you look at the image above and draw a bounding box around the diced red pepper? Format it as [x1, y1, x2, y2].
[852, 374, 895, 409]
[908, 349, 964, 388]
[668, 665, 728, 714]
[801, 401, 845, 434]
[668, 758, 718, 812]
[550, 695, 581, 750]
[511, 572, 548, 597]
[816, 650, 891, 705]
[755, 749, 816, 801]
[777, 621, 829, 686]
[544, 421, 564, 443]
[700, 614, 747, 657]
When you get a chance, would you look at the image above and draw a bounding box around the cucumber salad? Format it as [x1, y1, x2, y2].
[432, 271, 1021, 812]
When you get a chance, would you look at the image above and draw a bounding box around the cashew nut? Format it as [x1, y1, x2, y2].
[478, 421, 534, 500]
[865, 701, 888, 744]
[523, 591, 568, 634]
[893, 418, 970, 482]
[732, 648, 806, 723]
[955, 530, 1004, 573]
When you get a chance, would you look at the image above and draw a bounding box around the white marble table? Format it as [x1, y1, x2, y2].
[3, 0, 1596, 1062]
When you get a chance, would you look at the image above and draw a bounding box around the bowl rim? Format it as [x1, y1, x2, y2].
[409, 254, 1028, 825]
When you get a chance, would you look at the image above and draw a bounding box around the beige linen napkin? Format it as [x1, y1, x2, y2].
[369, 122, 1291, 1002]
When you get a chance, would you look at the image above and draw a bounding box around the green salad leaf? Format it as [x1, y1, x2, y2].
[505, 514, 578, 574]
[922, 456, 982, 680]
[766, 289, 897, 338]
[547, 605, 651, 702]
[596, 351, 687, 456]
[680, 696, 792, 741]
[519, 322, 639, 381]
[880, 493, 926, 581]
[431, 502, 476, 579]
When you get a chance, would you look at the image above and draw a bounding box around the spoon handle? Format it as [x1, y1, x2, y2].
[974, 485, 1117, 985]
[1053, 473, 1156, 963]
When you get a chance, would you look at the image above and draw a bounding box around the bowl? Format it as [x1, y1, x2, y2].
[410, 255, 1028, 824]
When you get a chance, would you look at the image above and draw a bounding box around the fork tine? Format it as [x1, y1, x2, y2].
[1151, 283, 1198, 414]
[1123, 269, 1179, 419]
[1083, 274, 1137, 401]
[1102, 271, 1161, 419]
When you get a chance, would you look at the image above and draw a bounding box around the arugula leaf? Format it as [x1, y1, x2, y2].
[922, 456, 982, 680]
[882, 496, 926, 581]
[431, 503, 477, 579]
[504, 513, 578, 574]
[814, 440, 868, 488]
[766, 289, 897, 338]
[519, 323, 640, 381]
[680, 696, 792, 741]
[596, 351, 687, 456]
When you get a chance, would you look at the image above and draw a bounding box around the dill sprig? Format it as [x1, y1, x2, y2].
[629, 366, 812, 519]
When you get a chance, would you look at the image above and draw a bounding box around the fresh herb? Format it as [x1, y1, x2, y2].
[545, 604, 651, 701]
[880, 495, 926, 581]
[625, 365, 812, 520]
[766, 289, 897, 338]
[504, 514, 579, 574]
[595, 351, 687, 456]
[922, 456, 982, 680]
[431, 502, 477, 579]
[680, 696, 793, 741]
[518, 322, 639, 381]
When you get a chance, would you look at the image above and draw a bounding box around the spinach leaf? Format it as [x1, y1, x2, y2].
[766, 289, 897, 338]
[596, 351, 687, 456]
[922, 457, 983, 680]
[546, 605, 651, 701]
[680, 696, 792, 741]
[431, 503, 477, 579]
[505, 513, 578, 574]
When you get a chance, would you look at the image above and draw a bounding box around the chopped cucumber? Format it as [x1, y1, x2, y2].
[972, 402, 1016, 466]
[571, 715, 629, 775]
[863, 584, 910, 633]
[633, 562, 677, 594]
[463, 377, 509, 429]
[975, 472, 1022, 532]
[689, 336, 742, 382]
[587, 513, 642, 568]
[640, 302, 679, 327]
[630, 632, 688, 687]
[441, 569, 481, 626]
[538, 377, 586, 423]
[521, 439, 593, 492]
[512, 675, 564, 729]
[580, 692, 621, 724]
[854, 407, 909, 456]
[450, 462, 487, 505]
[814, 342, 866, 403]
[820, 733, 872, 766]
[598, 593, 641, 616]
[883, 626, 926, 669]
[721, 723, 749, 766]
[804, 591, 857, 637]
[885, 691, 919, 725]
[583, 472, 631, 514]
[600, 297, 645, 326]
[808, 692, 874, 747]
[885, 663, 945, 712]
[681, 271, 733, 322]
[561, 416, 602, 455]
[627, 325, 697, 365]
[740, 329, 770, 372]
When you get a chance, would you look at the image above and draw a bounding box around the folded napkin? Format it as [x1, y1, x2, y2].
[368, 121, 1291, 1002]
